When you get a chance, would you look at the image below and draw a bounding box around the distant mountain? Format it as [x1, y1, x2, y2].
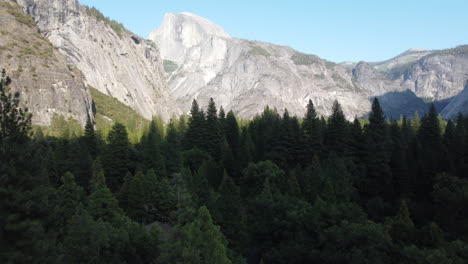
[149, 12, 468, 119]
[372, 48, 434, 79]
[3, 0, 468, 124]
[150, 13, 400, 119]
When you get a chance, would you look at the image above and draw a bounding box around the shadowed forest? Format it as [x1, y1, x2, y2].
[2, 70, 468, 263]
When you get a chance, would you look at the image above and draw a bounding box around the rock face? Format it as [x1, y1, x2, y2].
[18, 0, 179, 121]
[0, 0, 92, 126]
[441, 82, 468, 118]
[150, 13, 468, 119]
[398, 47, 468, 102]
[150, 13, 397, 119]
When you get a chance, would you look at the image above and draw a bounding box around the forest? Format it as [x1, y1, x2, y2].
[2, 69, 468, 264]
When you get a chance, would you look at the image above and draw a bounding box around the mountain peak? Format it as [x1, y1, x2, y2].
[149, 12, 230, 63]
[407, 48, 427, 52]
[152, 12, 230, 41]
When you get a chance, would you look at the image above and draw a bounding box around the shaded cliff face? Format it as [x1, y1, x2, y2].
[399, 48, 468, 102]
[18, 0, 180, 121]
[0, 0, 92, 126]
[150, 13, 397, 119]
[441, 82, 468, 119]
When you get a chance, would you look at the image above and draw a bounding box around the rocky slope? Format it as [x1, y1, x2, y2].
[389, 46, 468, 105]
[150, 13, 468, 119]
[18, 0, 179, 121]
[0, 0, 92, 126]
[150, 13, 401, 119]
[441, 82, 468, 118]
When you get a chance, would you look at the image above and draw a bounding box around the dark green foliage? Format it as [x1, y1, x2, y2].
[180, 206, 232, 264]
[102, 122, 131, 192]
[0, 69, 31, 142]
[55, 172, 84, 238]
[88, 162, 125, 224]
[362, 98, 393, 217]
[82, 116, 98, 158]
[301, 99, 322, 164]
[5, 79, 468, 264]
[325, 100, 349, 156]
[184, 99, 206, 150]
[139, 119, 166, 175]
[63, 205, 109, 263]
[214, 172, 246, 253]
[225, 111, 239, 153]
[0, 70, 54, 263]
[119, 169, 175, 223]
[204, 98, 222, 161]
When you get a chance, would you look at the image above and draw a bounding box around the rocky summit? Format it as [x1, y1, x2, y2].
[150, 12, 468, 119]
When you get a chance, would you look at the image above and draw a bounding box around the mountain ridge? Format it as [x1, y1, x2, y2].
[3, 2, 468, 124]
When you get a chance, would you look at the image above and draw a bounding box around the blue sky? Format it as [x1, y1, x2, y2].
[80, 0, 468, 63]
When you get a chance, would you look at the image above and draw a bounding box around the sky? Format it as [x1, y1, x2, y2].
[79, 0, 468, 63]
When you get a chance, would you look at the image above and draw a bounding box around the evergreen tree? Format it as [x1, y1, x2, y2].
[238, 126, 255, 173]
[102, 123, 131, 192]
[88, 161, 125, 224]
[180, 206, 232, 264]
[301, 99, 322, 164]
[302, 155, 322, 203]
[215, 172, 246, 253]
[389, 200, 415, 245]
[140, 119, 166, 175]
[63, 205, 109, 263]
[55, 172, 84, 238]
[417, 104, 443, 198]
[162, 119, 182, 175]
[82, 116, 98, 158]
[204, 98, 222, 161]
[225, 110, 240, 157]
[0, 69, 31, 142]
[218, 106, 226, 134]
[363, 98, 393, 208]
[184, 99, 206, 150]
[325, 100, 348, 156]
[0, 70, 54, 263]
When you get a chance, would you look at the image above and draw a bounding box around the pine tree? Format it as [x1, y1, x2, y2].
[140, 119, 166, 175]
[363, 98, 392, 203]
[0, 70, 54, 263]
[302, 155, 322, 203]
[325, 100, 348, 156]
[218, 106, 226, 134]
[204, 98, 222, 161]
[102, 122, 131, 192]
[82, 116, 98, 158]
[301, 99, 322, 164]
[417, 104, 443, 197]
[389, 121, 410, 198]
[215, 172, 246, 252]
[180, 206, 232, 264]
[88, 160, 125, 224]
[225, 110, 240, 157]
[63, 204, 109, 263]
[0, 69, 31, 142]
[238, 126, 255, 172]
[184, 99, 206, 150]
[162, 119, 182, 175]
[55, 172, 85, 238]
[412, 111, 421, 132]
